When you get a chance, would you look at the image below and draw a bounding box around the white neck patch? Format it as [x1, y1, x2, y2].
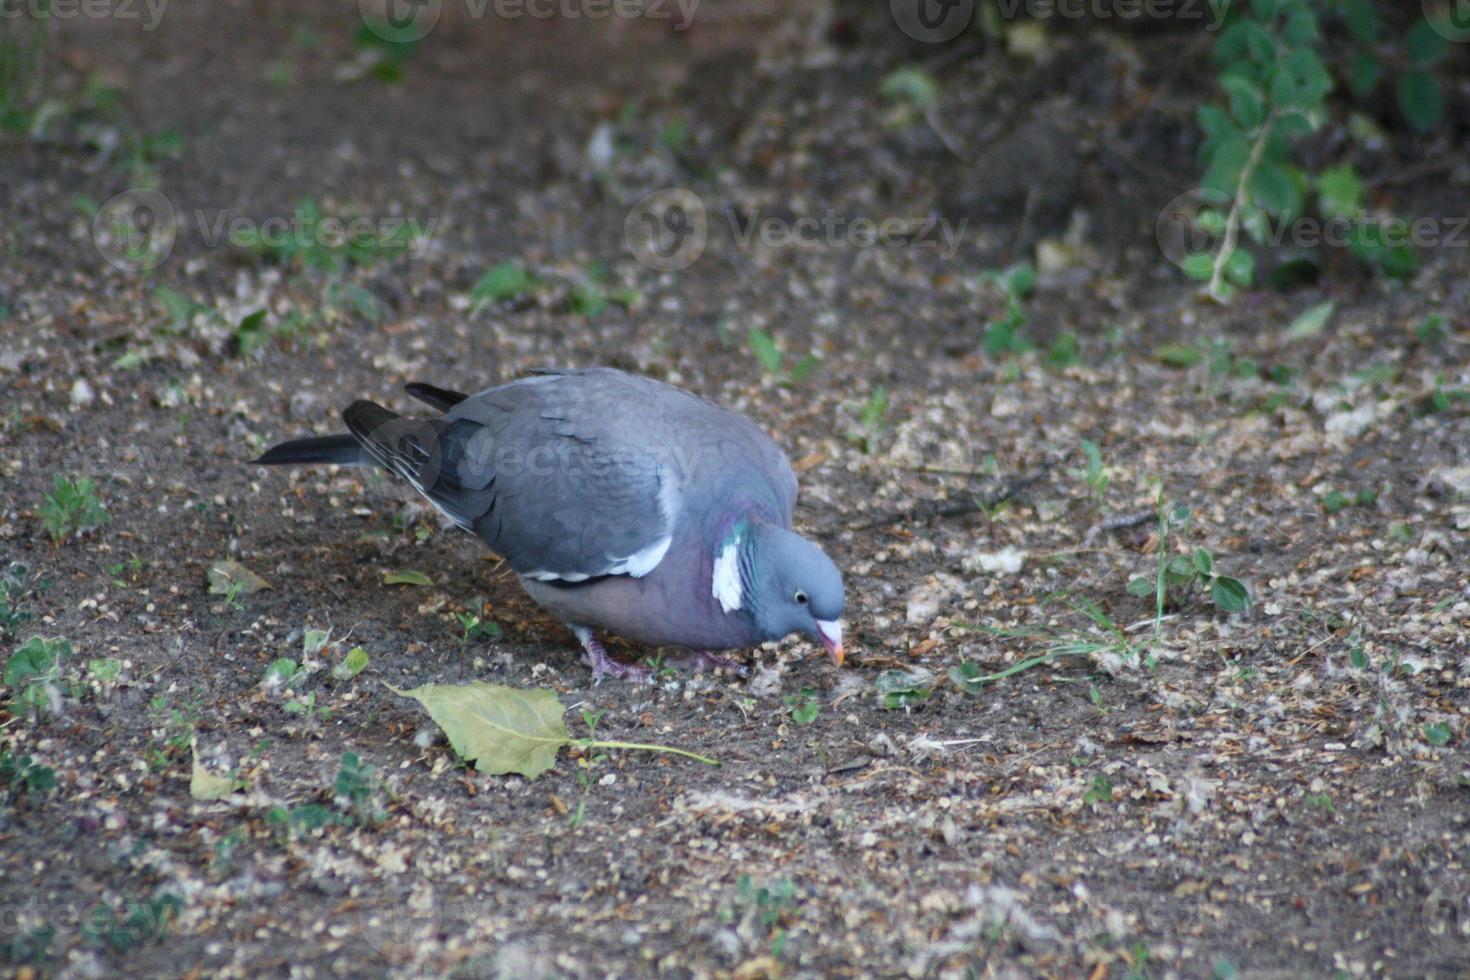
[712, 538, 743, 613]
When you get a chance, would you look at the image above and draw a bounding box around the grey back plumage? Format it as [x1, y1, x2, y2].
[353, 368, 797, 585]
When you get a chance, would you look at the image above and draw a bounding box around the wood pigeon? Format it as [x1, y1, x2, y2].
[253, 368, 845, 681]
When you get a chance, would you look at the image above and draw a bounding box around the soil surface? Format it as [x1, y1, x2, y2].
[3, 3, 1469, 978]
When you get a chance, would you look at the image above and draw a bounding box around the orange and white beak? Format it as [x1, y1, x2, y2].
[816, 620, 844, 667]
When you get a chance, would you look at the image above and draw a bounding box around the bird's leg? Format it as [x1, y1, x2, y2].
[572, 626, 652, 684]
[668, 650, 749, 677]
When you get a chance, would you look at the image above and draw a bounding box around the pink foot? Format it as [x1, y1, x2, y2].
[572, 627, 653, 684]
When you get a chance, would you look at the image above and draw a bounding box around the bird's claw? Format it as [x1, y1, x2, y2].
[576, 629, 654, 685]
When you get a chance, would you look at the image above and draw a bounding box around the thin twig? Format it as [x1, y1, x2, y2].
[1082, 508, 1155, 546]
[1207, 110, 1275, 302]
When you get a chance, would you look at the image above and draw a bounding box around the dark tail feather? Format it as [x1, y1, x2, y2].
[404, 382, 469, 413]
[251, 434, 365, 467]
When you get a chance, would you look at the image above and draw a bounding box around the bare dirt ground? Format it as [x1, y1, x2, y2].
[2, 3, 1469, 977]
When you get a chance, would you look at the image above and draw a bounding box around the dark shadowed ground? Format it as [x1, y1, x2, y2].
[2, 2, 1469, 977]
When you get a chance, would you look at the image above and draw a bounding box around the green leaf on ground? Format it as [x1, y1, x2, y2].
[383, 570, 433, 587]
[392, 681, 568, 778]
[389, 681, 719, 779]
[1286, 300, 1335, 339]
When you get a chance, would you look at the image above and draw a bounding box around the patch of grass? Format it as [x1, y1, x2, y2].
[1320, 487, 1376, 514]
[231, 198, 414, 272]
[566, 263, 640, 318]
[469, 261, 537, 313]
[1073, 438, 1109, 508]
[848, 386, 889, 454]
[146, 693, 199, 770]
[748, 328, 818, 384]
[1046, 332, 1082, 370]
[40, 474, 110, 543]
[954, 496, 1252, 691]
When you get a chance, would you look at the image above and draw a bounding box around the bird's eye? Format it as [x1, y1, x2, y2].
[794, 590, 808, 605]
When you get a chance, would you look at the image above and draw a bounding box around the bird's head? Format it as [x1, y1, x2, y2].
[730, 523, 845, 665]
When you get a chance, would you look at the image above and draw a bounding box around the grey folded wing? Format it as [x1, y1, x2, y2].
[349, 373, 679, 583]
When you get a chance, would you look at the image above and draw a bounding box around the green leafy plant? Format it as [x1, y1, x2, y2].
[875, 669, 933, 711]
[456, 604, 503, 653]
[391, 681, 718, 778]
[1126, 504, 1253, 615]
[0, 745, 57, 800]
[1188, 0, 1444, 298]
[334, 751, 386, 826]
[1338, 0, 1450, 133]
[5, 636, 78, 719]
[332, 646, 369, 682]
[748, 328, 818, 384]
[1083, 774, 1114, 806]
[979, 262, 1035, 357]
[783, 689, 821, 725]
[40, 474, 110, 543]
